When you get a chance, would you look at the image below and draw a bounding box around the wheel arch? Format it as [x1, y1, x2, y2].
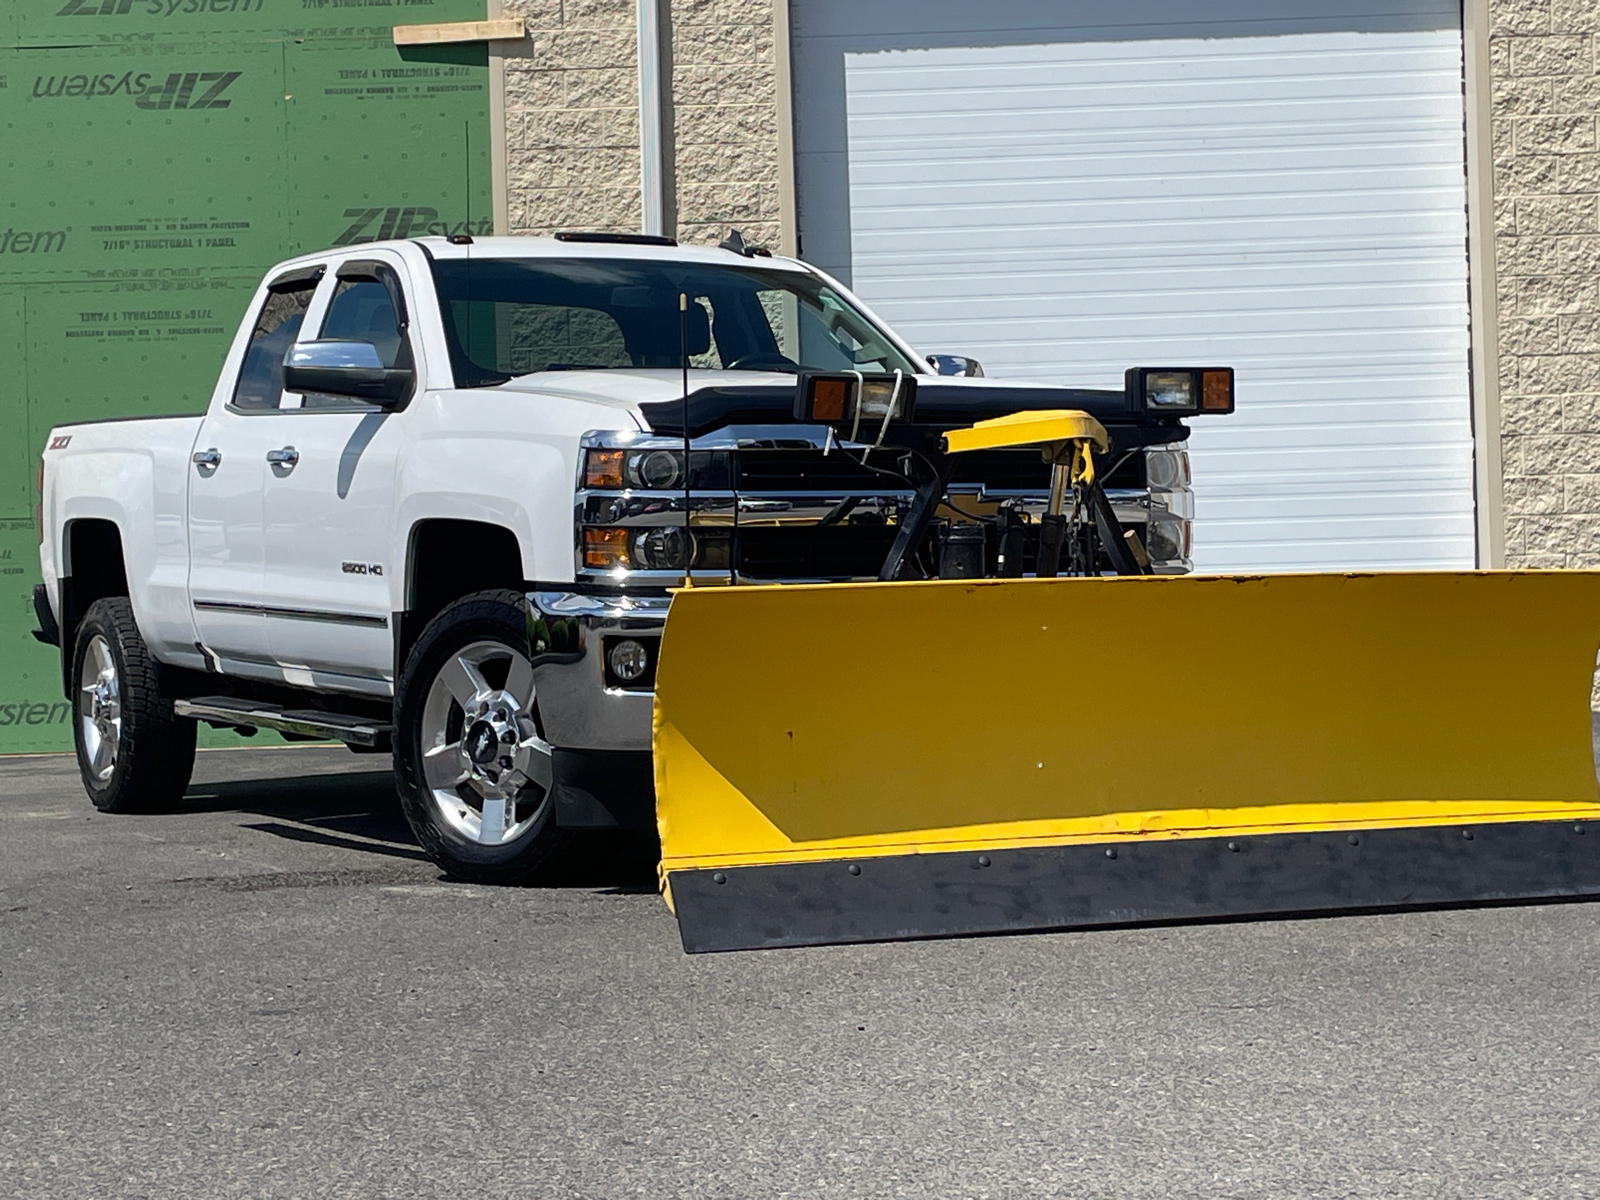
[58, 518, 129, 697]
[397, 518, 527, 674]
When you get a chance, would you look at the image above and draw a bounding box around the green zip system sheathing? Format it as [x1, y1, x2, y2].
[1, 0, 493, 752]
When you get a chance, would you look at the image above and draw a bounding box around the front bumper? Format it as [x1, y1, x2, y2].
[527, 590, 668, 752]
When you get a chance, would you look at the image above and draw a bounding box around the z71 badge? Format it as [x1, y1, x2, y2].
[48, 435, 71, 450]
[341, 562, 383, 576]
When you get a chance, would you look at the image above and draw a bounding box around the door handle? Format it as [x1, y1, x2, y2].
[266, 446, 300, 468]
[192, 448, 221, 468]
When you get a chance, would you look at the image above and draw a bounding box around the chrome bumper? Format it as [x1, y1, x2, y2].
[526, 590, 668, 752]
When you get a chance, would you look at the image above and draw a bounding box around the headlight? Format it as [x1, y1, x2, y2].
[632, 525, 694, 571]
[586, 448, 682, 491]
[631, 450, 683, 490]
[1146, 513, 1191, 563]
[582, 447, 730, 491]
[1144, 448, 1190, 490]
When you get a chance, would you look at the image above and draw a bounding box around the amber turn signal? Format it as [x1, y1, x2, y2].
[584, 449, 625, 489]
[583, 527, 630, 569]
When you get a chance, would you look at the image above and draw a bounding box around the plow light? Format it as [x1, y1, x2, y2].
[795, 371, 917, 431]
[1126, 367, 1234, 416]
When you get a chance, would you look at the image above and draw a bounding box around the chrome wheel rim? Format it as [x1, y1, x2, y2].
[419, 640, 554, 847]
[79, 634, 121, 784]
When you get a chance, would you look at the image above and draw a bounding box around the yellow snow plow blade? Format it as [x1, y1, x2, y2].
[653, 571, 1600, 952]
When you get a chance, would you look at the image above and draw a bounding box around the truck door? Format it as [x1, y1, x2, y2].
[187, 266, 322, 680]
[258, 257, 407, 693]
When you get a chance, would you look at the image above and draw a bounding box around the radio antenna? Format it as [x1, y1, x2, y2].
[464, 121, 471, 237]
[680, 293, 692, 588]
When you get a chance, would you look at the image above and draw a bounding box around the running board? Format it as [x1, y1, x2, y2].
[175, 697, 392, 749]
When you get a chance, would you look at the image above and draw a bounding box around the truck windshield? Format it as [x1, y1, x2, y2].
[427, 257, 921, 387]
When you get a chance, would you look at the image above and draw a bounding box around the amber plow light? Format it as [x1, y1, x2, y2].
[1201, 369, 1234, 413]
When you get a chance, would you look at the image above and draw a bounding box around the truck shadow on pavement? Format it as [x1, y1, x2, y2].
[177, 768, 658, 890]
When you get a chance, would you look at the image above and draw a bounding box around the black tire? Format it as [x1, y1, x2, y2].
[394, 589, 575, 883]
[71, 597, 197, 813]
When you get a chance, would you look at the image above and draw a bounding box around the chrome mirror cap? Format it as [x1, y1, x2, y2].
[282, 339, 412, 404]
[927, 354, 984, 377]
[285, 339, 385, 370]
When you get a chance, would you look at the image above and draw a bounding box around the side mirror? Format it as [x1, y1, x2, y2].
[283, 339, 412, 404]
[927, 354, 984, 378]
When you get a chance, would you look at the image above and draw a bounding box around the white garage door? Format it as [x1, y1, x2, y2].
[791, 3, 1475, 571]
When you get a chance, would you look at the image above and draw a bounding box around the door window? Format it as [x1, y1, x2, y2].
[231, 276, 318, 411]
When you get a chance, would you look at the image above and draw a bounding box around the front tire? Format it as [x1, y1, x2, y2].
[394, 590, 573, 883]
[72, 597, 197, 813]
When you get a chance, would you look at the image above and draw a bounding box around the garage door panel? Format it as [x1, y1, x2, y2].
[851, 91, 1468, 137]
[850, 39, 1472, 571]
[802, 8, 1474, 571]
[792, 0, 1465, 280]
[883, 260, 1470, 297]
[895, 316, 1468, 355]
[852, 200, 1468, 247]
[874, 280, 1473, 323]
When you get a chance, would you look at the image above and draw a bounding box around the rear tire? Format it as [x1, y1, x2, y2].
[394, 590, 574, 883]
[71, 597, 197, 813]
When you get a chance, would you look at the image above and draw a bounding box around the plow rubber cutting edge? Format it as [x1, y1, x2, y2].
[653, 571, 1600, 952]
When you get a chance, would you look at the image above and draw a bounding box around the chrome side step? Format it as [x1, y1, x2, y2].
[175, 697, 392, 749]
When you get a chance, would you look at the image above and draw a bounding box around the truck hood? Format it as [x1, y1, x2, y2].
[491, 368, 797, 412]
[493, 369, 1142, 439]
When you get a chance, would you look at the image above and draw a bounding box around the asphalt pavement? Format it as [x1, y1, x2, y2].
[4, 745, 1600, 1198]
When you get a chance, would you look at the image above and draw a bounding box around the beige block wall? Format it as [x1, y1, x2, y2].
[1491, 0, 1600, 567]
[501, 0, 645, 237]
[669, 0, 782, 248]
[498, 0, 782, 247]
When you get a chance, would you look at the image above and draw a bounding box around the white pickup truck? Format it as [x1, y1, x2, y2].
[34, 232, 1221, 882]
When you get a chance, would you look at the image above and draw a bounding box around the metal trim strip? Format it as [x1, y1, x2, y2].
[192, 600, 389, 628]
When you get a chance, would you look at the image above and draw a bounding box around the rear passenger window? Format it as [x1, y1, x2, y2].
[446, 300, 631, 375]
[510, 304, 631, 373]
[231, 278, 317, 411]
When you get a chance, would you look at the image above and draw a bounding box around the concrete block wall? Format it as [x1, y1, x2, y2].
[1492, 0, 1600, 567]
[668, 0, 782, 248]
[499, 0, 782, 248]
[501, 0, 644, 237]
